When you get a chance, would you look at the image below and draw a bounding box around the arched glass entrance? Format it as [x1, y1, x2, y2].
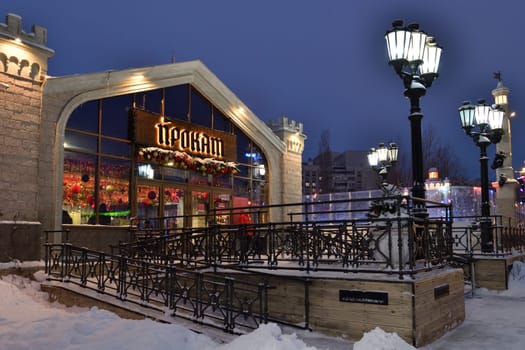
[62, 84, 267, 227]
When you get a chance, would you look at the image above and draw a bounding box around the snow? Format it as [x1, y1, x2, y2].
[2, 260, 525, 350]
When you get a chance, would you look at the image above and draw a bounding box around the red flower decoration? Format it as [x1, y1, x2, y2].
[71, 184, 81, 194]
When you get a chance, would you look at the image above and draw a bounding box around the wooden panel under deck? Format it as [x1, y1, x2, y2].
[215, 268, 465, 347]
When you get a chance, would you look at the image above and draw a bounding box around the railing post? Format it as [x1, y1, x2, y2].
[98, 252, 105, 291]
[225, 277, 234, 333]
[119, 255, 128, 300]
[44, 230, 50, 275]
[80, 248, 87, 286]
[396, 219, 404, 276]
[166, 263, 175, 309]
[258, 281, 269, 326]
[195, 273, 203, 319]
[304, 278, 311, 330]
[141, 260, 148, 303]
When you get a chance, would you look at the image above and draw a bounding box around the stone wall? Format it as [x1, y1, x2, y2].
[0, 221, 42, 262]
[0, 74, 43, 222]
[0, 14, 53, 261]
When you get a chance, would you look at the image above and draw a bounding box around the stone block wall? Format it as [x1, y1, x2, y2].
[0, 74, 43, 221]
[0, 221, 42, 262]
[0, 13, 54, 262]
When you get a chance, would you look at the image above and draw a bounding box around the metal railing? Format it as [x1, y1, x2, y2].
[116, 194, 455, 279]
[451, 215, 525, 257]
[44, 232, 271, 334]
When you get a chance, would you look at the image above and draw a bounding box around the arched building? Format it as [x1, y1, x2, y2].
[0, 13, 306, 261]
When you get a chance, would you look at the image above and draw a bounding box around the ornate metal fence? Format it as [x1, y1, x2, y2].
[119, 201, 454, 279]
[44, 237, 271, 333]
[451, 215, 525, 257]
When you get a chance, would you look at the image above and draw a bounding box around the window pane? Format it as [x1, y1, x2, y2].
[164, 187, 184, 229]
[189, 171, 210, 186]
[235, 128, 251, 164]
[136, 162, 162, 180]
[234, 164, 250, 178]
[101, 95, 131, 138]
[190, 88, 211, 127]
[191, 191, 209, 227]
[165, 85, 189, 121]
[214, 193, 231, 225]
[251, 143, 264, 165]
[67, 100, 98, 132]
[162, 166, 187, 182]
[251, 180, 267, 206]
[213, 107, 231, 133]
[63, 151, 96, 224]
[101, 138, 131, 157]
[65, 131, 97, 153]
[213, 174, 232, 189]
[135, 89, 162, 114]
[234, 178, 250, 198]
[98, 157, 131, 226]
[137, 184, 160, 229]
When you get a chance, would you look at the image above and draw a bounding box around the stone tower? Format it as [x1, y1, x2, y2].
[491, 76, 517, 224]
[0, 14, 54, 261]
[268, 117, 307, 205]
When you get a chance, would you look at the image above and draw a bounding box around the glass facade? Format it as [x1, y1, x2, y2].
[63, 84, 267, 227]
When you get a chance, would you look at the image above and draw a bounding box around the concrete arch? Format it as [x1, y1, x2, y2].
[41, 61, 287, 230]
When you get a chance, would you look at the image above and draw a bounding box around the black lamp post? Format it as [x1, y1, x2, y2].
[458, 99, 504, 252]
[368, 142, 399, 186]
[385, 20, 442, 216]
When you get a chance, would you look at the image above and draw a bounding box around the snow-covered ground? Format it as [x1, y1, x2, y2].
[1, 260, 525, 350]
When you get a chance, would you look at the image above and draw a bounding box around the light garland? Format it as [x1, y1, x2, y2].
[137, 147, 239, 176]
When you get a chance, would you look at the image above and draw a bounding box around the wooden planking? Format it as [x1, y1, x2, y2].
[473, 254, 525, 290]
[475, 259, 507, 290]
[413, 269, 465, 347]
[307, 278, 415, 343]
[208, 269, 465, 346]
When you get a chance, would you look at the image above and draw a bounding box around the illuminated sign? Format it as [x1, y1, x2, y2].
[156, 117, 224, 158]
[133, 109, 236, 161]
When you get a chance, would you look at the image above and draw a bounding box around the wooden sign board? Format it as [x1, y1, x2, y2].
[132, 109, 237, 162]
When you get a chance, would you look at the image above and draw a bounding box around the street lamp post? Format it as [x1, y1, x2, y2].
[385, 20, 442, 216]
[368, 142, 400, 218]
[458, 99, 504, 252]
[368, 142, 399, 187]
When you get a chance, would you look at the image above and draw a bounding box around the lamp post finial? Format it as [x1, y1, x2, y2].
[493, 71, 502, 82]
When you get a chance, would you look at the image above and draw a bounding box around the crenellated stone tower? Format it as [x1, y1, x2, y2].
[492, 77, 517, 224]
[0, 13, 54, 261]
[268, 116, 307, 205]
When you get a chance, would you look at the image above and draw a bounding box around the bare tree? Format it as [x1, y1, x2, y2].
[394, 125, 462, 187]
[317, 129, 333, 194]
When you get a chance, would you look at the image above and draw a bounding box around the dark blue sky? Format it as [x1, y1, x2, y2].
[2, 0, 525, 180]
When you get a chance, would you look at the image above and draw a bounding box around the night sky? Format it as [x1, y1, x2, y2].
[2, 0, 525, 180]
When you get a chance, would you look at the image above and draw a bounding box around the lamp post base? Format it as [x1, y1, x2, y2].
[480, 219, 493, 253]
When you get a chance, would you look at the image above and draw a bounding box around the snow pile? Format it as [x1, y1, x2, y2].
[508, 260, 525, 290]
[353, 327, 416, 350]
[3, 260, 525, 349]
[216, 323, 316, 350]
[0, 271, 318, 350]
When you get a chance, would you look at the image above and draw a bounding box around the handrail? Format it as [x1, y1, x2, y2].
[44, 242, 273, 334]
[116, 214, 454, 279]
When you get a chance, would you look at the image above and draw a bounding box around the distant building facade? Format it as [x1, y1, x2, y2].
[303, 150, 378, 197]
